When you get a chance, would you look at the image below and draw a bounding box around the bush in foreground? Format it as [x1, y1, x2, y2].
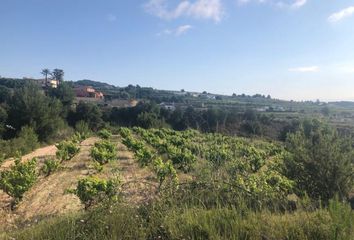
[0, 157, 37, 205]
[71, 176, 120, 209]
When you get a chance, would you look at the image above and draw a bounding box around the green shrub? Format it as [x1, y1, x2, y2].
[73, 176, 120, 209]
[135, 147, 154, 167]
[98, 129, 112, 140]
[71, 132, 87, 144]
[153, 157, 178, 189]
[75, 120, 91, 138]
[56, 141, 80, 161]
[285, 119, 354, 202]
[0, 157, 37, 204]
[15, 126, 40, 154]
[41, 159, 60, 176]
[90, 140, 117, 165]
[0, 126, 39, 158]
[119, 127, 131, 138]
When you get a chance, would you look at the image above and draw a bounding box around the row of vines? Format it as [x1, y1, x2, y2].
[120, 127, 294, 207]
[0, 132, 86, 208]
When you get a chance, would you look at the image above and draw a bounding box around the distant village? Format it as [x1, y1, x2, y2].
[33, 77, 139, 108]
[24, 68, 293, 113]
[31, 76, 291, 113]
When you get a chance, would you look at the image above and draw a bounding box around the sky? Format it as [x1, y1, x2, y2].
[0, 0, 354, 101]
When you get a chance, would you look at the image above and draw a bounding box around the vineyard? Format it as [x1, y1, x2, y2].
[119, 127, 294, 205]
[0, 127, 353, 240]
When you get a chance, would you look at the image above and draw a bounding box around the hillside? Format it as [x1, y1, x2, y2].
[0, 127, 353, 239]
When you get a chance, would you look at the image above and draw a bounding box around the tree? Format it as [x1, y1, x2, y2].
[48, 82, 74, 107]
[74, 102, 104, 130]
[52, 69, 64, 84]
[0, 85, 11, 103]
[7, 83, 63, 141]
[285, 119, 354, 203]
[137, 112, 163, 129]
[41, 69, 51, 86]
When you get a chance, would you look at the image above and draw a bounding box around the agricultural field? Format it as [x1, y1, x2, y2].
[1, 127, 352, 240]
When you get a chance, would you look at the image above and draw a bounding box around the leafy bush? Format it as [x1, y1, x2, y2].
[167, 145, 196, 172]
[135, 148, 154, 167]
[153, 157, 178, 189]
[98, 129, 112, 140]
[119, 127, 131, 139]
[0, 157, 37, 204]
[41, 159, 60, 176]
[90, 140, 117, 165]
[73, 176, 120, 209]
[56, 141, 80, 161]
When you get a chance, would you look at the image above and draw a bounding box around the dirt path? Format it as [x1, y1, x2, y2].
[14, 137, 99, 220]
[0, 145, 57, 170]
[112, 137, 157, 204]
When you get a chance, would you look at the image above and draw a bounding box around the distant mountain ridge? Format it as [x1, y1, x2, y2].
[74, 79, 116, 89]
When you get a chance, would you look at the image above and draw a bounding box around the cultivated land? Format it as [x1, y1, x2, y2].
[0, 135, 157, 232]
[0, 128, 353, 239]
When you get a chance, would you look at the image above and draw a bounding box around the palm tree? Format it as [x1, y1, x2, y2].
[41, 69, 51, 86]
[52, 69, 64, 85]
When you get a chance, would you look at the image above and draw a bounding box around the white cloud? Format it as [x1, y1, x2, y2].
[158, 25, 193, 36]
[106, 14, 117, 22]
[175, 25, 193, 35]
[291, 0, 307, 9]
[238, 0, 307, 9]
[145, 0, 224, 22]
[328, 6, 354, 23]
[288, 66, 319, 72]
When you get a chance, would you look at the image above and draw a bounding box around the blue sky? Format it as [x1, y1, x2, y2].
[0, 0, 354, 101]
